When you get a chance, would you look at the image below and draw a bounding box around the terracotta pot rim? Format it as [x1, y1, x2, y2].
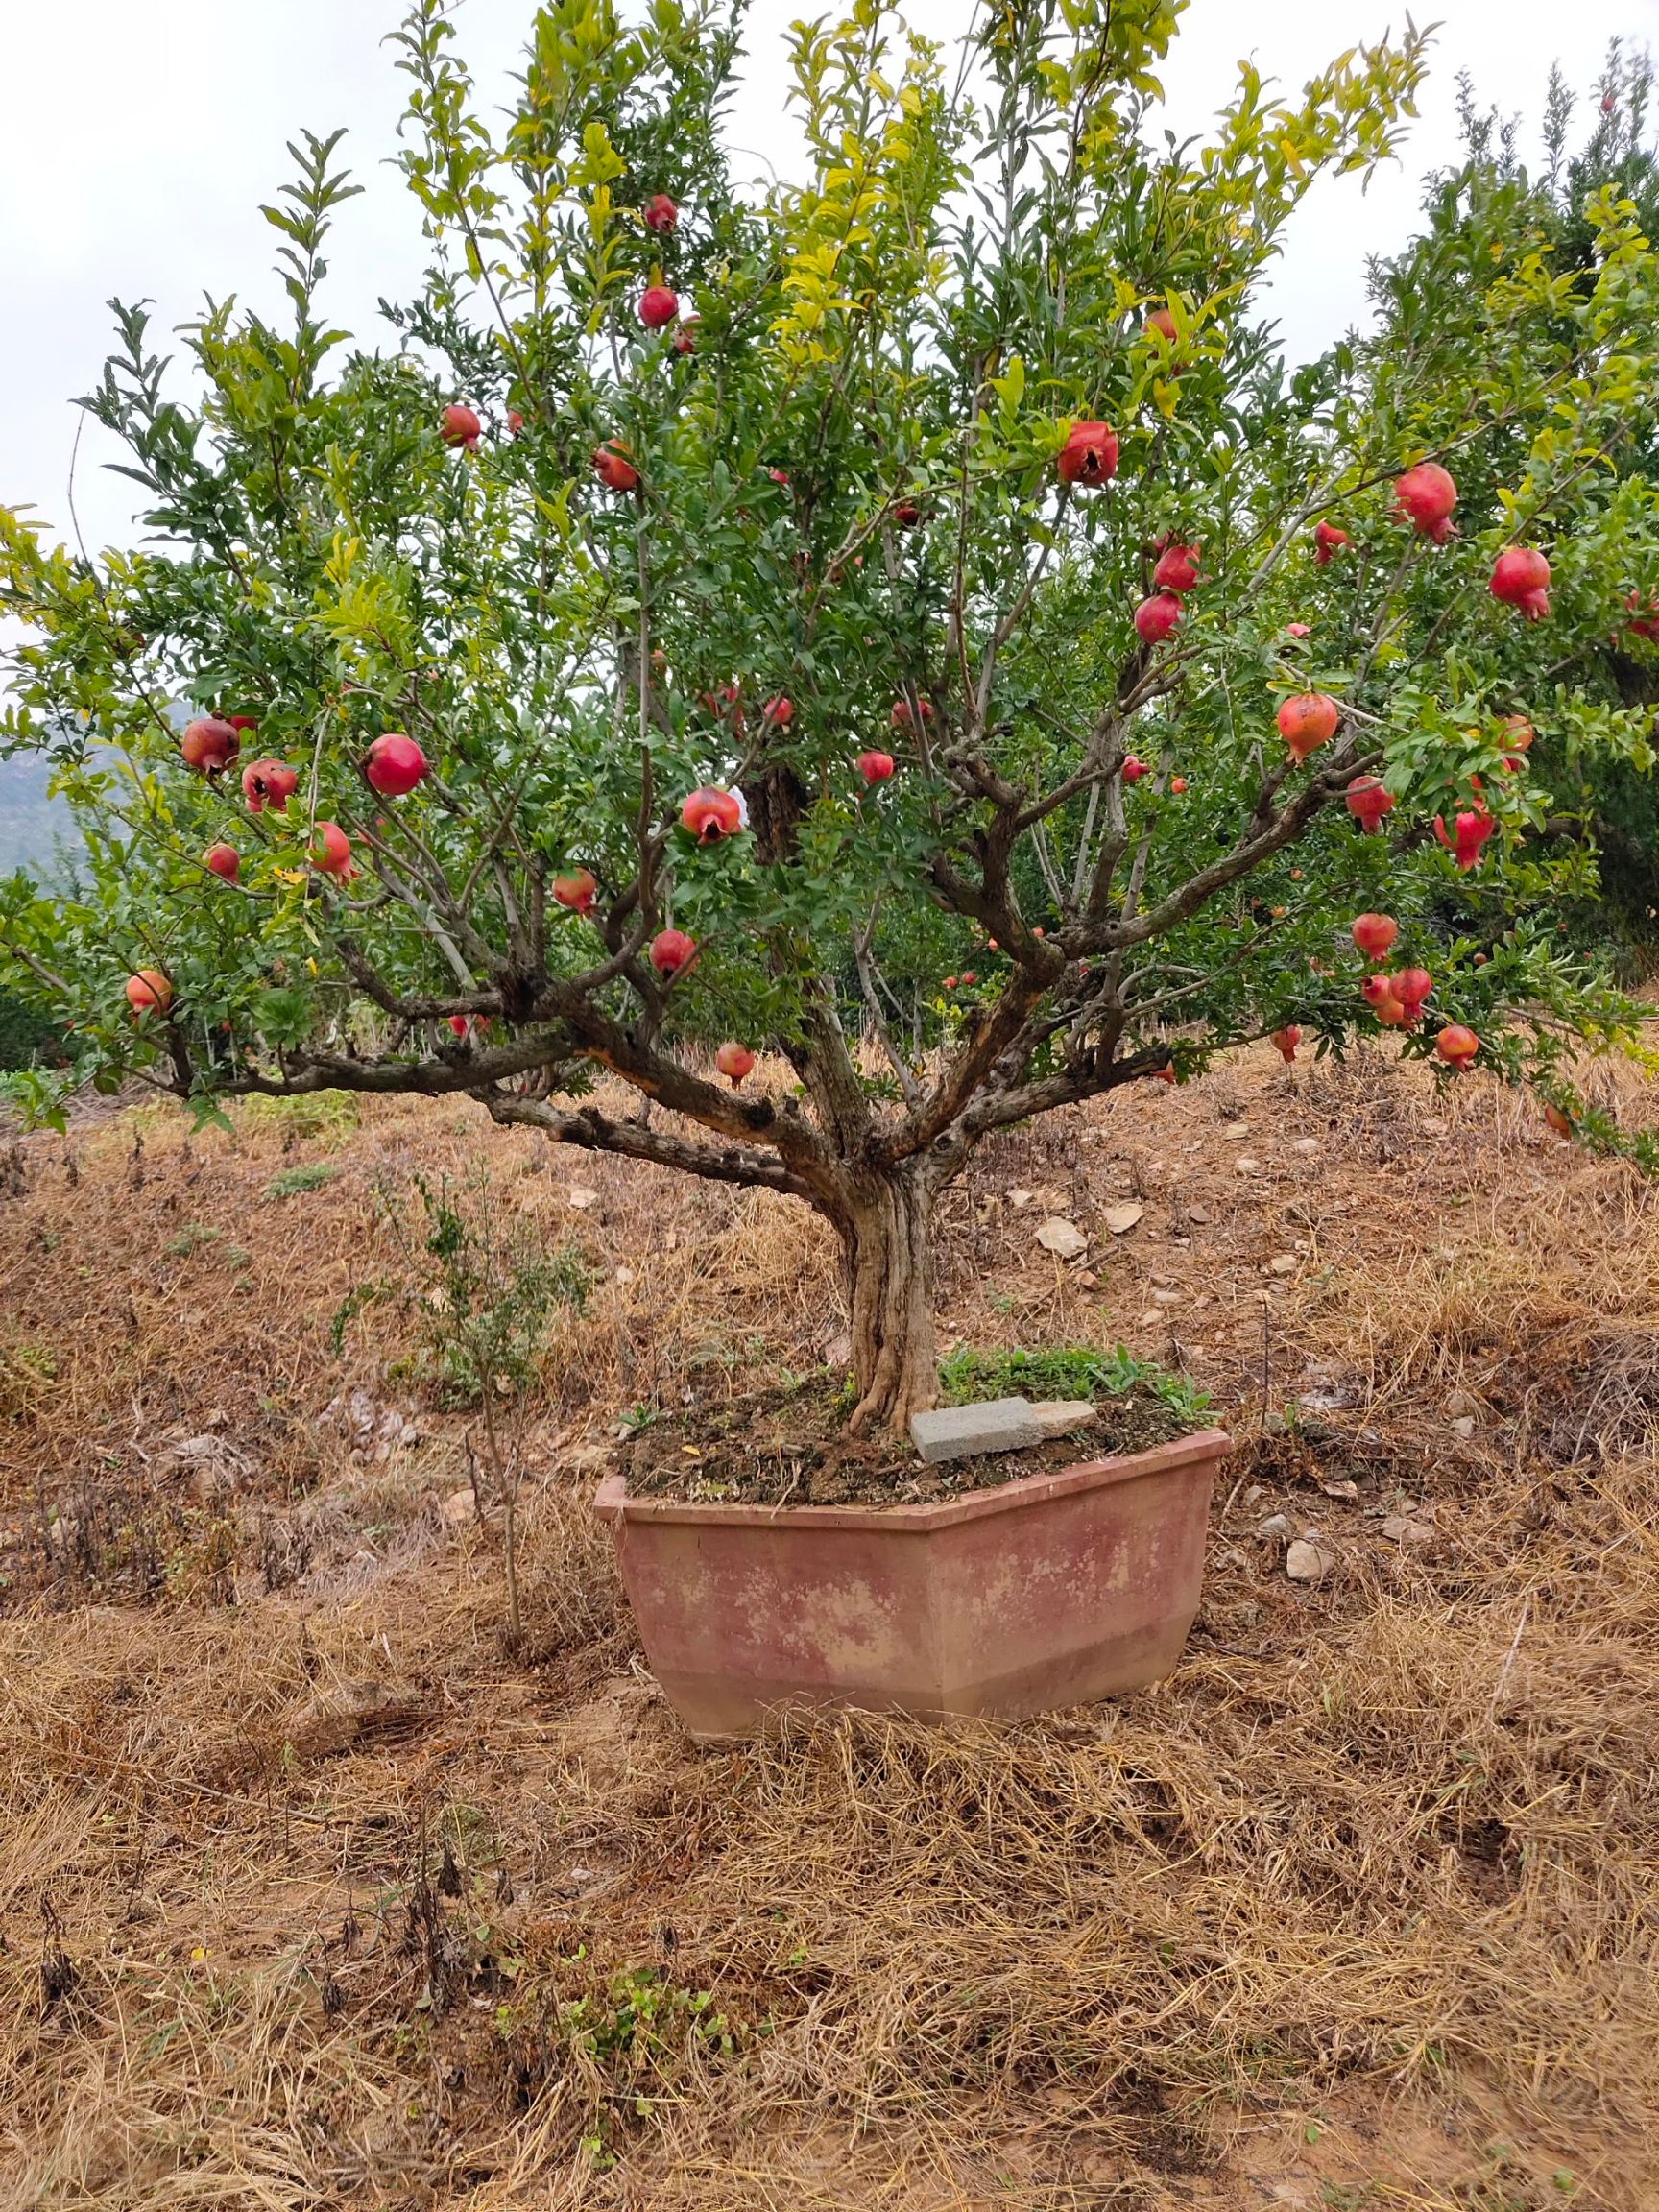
[595, 1424, 1231, 1533]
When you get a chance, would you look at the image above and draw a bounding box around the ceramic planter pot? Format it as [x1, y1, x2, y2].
[594, 1426, 1229, 1741]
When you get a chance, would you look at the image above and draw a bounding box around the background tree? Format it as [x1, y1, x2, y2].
[3, 0, 1658, 1434]
[1362, 38, 1659, 950]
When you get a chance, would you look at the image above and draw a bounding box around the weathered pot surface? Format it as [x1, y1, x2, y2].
[595, 1426, 1229, 1741]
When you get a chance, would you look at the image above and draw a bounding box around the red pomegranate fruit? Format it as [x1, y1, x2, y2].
[1490, 545, 1551, 621]
[1352, 912, 1399, 960]
[1134, 591, 1183, 645]
[552, 869, 598, 913]
[180, 717, 240, 774]
[593, 441, 639, 492]
[1435, 1023, 1480, 1070]
[1056, 420, 1119, 488]
[1395, 462, 1458, 538]
[364, 733, 428, 797]
[1276, 692, 1340, 759]
[650, 928, 697, 978]
[1152, 542, 1201, 593]
[126, 968, 173, 1016]
[242, 758, 299, 813]
[1345, 775, 1394, 833]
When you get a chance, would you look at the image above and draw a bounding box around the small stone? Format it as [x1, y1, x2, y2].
[1256, 1513, 1293, 1540]
[1286, 1538, 1335, 1583]
[1102, 1203, 1144, 1235]
[568, 1186, 599, 1209]
[1267, 1255, 1298, 1277]
[613, 1265, 637, 1286]
[1151, 1288, 1182, 1306]
[1451, 1416, 1476, 1440]
[1243, 1483, 1264, 1505]
[1234, 1156, 1262, 1175]
[1077, 1270, 1100, 1288]
[439, 1486, 477, 1527]
[1186, 1204, 1211, 1223]
[1008, 1188, 1034, 1210]
[1290, 1137, 1321, 1157]
[1381, 1516, 1434, 1547]
[1035, 1215, 1088, 1260]
[1446, 1387, 1480, 1418]
[1215, 1547, 1248, 1570]
[1222, 1122, 1251, 1140]
[1320, 1479, 1360, 1501]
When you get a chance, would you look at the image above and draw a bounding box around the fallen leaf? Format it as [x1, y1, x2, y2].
[1035, 1216, 1087, 1260]
[1102, 1203, 1144, 1236]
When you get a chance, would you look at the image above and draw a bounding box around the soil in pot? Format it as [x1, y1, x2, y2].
[619, 1366, 1198, 1510]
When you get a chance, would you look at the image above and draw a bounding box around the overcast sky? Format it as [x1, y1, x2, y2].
[1, 0, 1653, 562]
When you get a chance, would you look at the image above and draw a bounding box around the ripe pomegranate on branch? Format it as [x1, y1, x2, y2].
[3, 2, 1658, 1437]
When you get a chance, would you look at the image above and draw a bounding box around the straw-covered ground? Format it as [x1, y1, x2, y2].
[0, 1041, 1654, 2210]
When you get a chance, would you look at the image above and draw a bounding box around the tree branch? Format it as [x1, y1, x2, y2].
[482, 1091, 829, 1205]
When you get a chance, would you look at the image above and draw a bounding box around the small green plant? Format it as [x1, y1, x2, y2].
[938, 1342, 1211, 1423]
[263, 1162, 337, 1201]
[557, 1966, 738, 2170]
[162, 1222, 222, 1257]
[336, 1172, 590, 1647]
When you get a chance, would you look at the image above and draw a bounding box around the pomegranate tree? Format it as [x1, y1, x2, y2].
[3, 6, 1657, 1434]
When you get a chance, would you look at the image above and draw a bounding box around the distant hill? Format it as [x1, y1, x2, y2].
[0, 752, 83, 884]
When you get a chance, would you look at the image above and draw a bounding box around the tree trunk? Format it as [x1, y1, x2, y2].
[843, 1170, 938, 1436]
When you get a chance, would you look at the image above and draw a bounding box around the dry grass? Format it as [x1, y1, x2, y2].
[0, 1049, 1655, 2208]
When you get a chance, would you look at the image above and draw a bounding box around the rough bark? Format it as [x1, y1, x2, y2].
[843, 1169, 938, 1435]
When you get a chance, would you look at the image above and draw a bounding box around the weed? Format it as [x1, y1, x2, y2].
[549, 1966, 739, 2169]
[0, 1339, 60, 1421]
[262, 1162, 337, 1201]
[334, 1173, 590, 1647]
[239, 1090, 360, 1144]
[162, 1223, 222, 1257]
[938, 1340, 1212, 1422]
